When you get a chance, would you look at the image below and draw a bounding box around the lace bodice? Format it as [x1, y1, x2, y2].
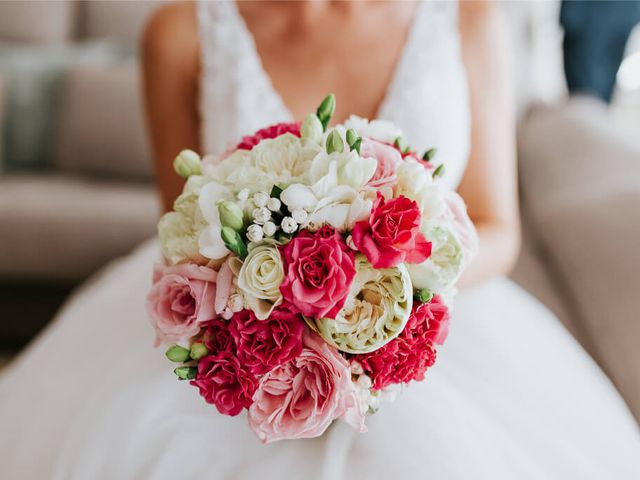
[197, 0, 470, 190]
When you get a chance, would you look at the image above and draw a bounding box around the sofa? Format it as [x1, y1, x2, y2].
[1, 1, 639, 420]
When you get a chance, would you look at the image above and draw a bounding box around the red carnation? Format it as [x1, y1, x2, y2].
[236, 122, 301, 151]
[357, 296, 450, 390]
[279, 226, 356, 319]
[352, 193, 432, 269]
[190, 351, 257, 416]
[229, 308, 304, 376]
[199, 318, 234, 356]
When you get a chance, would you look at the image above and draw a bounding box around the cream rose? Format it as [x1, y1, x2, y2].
[158, 190, 207, 265]
[231, 241, 284, 320]
[307, 255, 413, 353]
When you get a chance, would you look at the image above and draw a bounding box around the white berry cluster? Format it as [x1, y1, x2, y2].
[246, 191, 309, 241]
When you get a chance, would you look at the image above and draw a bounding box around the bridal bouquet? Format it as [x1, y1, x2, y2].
[147, 95, 477, 443]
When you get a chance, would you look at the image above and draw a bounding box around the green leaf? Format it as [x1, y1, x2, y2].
[165, 345, 190, 363]
[422, 148, 437, 162]
[270, 184, 284, 199]
[433, 164, 445, 178]
[394, 136, 410, 154]
[174, 366, 197, 380]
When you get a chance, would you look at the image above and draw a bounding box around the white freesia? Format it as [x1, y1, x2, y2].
[280, 144, 376, 231]
[307, 256, 413, 353]
[158, 190, 207, 265]
[197, 182, 234, 260]
[343, 115, 403, 144]
[231, 242, 284, 320]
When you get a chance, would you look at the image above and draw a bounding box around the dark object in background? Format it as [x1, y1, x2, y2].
[561, 0, 640, 103]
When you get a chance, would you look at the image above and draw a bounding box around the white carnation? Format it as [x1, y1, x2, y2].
[343, 115, 403, 144]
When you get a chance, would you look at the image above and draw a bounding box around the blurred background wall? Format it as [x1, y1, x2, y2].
[0, 0, 639, 417]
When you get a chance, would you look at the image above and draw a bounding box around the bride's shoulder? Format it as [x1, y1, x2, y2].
[142, 1, 199, 68]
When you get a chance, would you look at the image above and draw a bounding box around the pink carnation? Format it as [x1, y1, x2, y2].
[352, 193, 432, 269]
[361, 138, 401, 189]
[279, 226, 356, 319]
[248, 331, 365, 443]
[236, 122, 301, 151]
[358, 296, 450, 390]
[190, 351, 258, 417]
[146, 263, 217, 346]
[229, 308, 304, 376]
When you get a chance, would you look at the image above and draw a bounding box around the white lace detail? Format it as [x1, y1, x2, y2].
[197, 0, 470, 189]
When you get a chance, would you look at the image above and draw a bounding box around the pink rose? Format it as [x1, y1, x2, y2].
[146, 263, 217, 346]
[352, 193, 432, 268]
[190, 351, 258, 416]
[279, 226, 356, 319]
[236, 122, 301, 151]
[229, 308, 304, 376]
[358, 295, 449, 390]
[248, 331, 365, 443]
[361, 138, 401, 189]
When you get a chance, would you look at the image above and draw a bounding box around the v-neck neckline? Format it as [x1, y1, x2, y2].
[231, 0, 425, 123]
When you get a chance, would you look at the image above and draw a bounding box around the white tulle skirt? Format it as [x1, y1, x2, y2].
[1, 240, 639, 479]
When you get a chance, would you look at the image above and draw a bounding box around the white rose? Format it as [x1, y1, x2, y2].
[232, 242, 284, 320]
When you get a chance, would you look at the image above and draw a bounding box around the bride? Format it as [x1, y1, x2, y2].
[1, 1, 639, 478]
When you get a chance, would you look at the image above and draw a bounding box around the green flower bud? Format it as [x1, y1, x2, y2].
[165, 344, 190, 363]
[325, 130, 344, 154]
[174, 366, 197, 380]
[221, 226, 248, 259]
[422, 148, 437, 162]
[433, 164, 445, 178]
[173, 149, 202, 179]
[190, 342, 209, 360]
[346, 128, 362, 154]
[217, 200, 244, 231]
[416, 289, 433, 303]
[394, 136, 410, 155]
[300, 113, 323, 144]
[316, 93, 336, 130]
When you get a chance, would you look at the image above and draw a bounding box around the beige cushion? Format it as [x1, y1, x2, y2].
[0, 1, 75, 44]
[53, 62, 153, 180]
[0, 174, 159, 282]
[79, 0, 166, 44]
[518, 98, 640, 420]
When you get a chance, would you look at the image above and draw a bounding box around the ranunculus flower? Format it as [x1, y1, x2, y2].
[357, 295, 450, 390]
[146, 263, 217, 346]
[190, 352, 257, 416]
[308, 255, 413, 353]
[229, 308, 304, 376]
[248, 331, 365, 443]
[236, 122, 301, 150]
[360, 138, 402, 190]
[352, 193, 432, 269]
[232, 242, 284, 320]
[279, 226, 356, 319]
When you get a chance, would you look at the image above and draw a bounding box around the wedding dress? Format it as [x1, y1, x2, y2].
[1, 2, 639, 478]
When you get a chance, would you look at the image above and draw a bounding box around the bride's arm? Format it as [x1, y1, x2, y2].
[457, 1, 520, 287]
[142, 2, 200, 213]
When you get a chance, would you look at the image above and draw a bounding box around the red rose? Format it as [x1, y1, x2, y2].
[229, 308, 304, 376]
[357, 296, 449, 390]
[236, 122, 301, 151]
[279, 226, 356, 319]
[352, 193, 431, 268]
[190, 351, 257, 416]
